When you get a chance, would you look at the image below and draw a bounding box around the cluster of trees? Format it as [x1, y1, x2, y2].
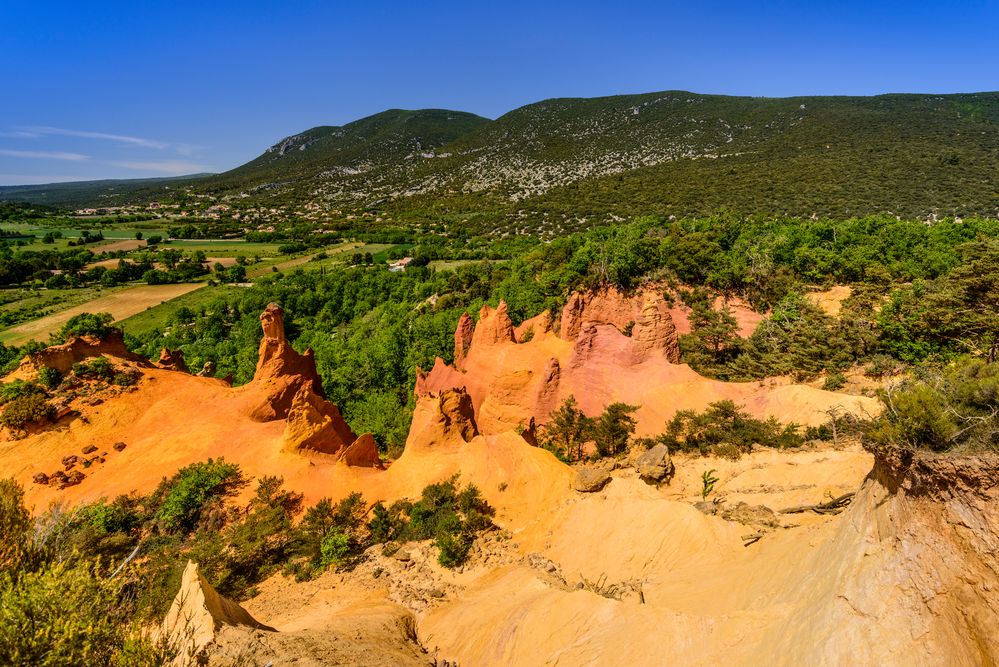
[539, 397, 638, 461]
[680, 239, 999, 382]
[0, 247, 95, 286]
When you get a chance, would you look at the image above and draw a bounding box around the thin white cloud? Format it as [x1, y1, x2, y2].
[0, 131, 42, 139]
[26, 126, 170, 150]
[0, 149, 88, 161]
[107, 160, 210, 175]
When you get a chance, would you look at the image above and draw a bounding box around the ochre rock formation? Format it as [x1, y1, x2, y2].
[162, 560, 274, 661]
[156, 348, 188, 372]
[248, 303, 327, 421]
[754, 448, 999, 664]
[338, 433, 384, 468]
[281, 380, 358, 458]
[630, 294, 680, 363]
[405, 388, 479, 453]
[514, 311, 552, 342]
[471, 302, 515, 348]
[17, 331, 148, 376]
[453, 312, 474, 370]
[417, 289, 879, 435]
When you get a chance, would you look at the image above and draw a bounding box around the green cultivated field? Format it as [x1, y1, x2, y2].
[118, 284, 242, 337]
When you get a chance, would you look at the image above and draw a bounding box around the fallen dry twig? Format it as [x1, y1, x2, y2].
[779, 492, 855, 515]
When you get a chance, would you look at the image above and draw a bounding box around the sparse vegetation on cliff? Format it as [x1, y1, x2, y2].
[867, 357, 999, 453]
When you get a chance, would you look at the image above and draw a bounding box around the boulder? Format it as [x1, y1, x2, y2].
[62, 470, 85, 488]
[635, 444, 675, 485]
[693, 500, 718, 515]
[720, 502, 779, 529]
[338, 433, 384, 468]
[32, 472, 48, 485]
[572, 466, 611, 493]
[113, 441, 127, 451]
[82, 444, 97, 455]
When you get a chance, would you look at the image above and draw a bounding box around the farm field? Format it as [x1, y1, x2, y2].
[160, 239, 286, 255]
[249, 241, 363, 276]
[0, 283, 204, 346]
[118, 284, 242, 337]
[428, 258, 507, 271]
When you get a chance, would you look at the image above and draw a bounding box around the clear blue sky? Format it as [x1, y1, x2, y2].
[2, 0, 997, 185]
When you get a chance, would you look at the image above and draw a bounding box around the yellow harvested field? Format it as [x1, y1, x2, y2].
[0, 283, 204, 346]
[86, 258, 126, 270]
[94, 239, 147, 253]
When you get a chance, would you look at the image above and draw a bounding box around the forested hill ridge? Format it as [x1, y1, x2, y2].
[5, 91, 999, 230]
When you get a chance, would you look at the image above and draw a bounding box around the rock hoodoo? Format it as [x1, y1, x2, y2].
[162, 561, 275, 661]
[156, 348, 188, 372]
[281, 380, 358, 458]
[245, 303, 378, 465]
[630, 295, 680, 363]
[406, 387, 480, 452]
[453, 312, 474, 370]
[248, 303, 327, 421]
[471, 302, 515, 348]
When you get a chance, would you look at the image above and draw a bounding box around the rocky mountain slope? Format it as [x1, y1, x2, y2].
[9, 91, 999, 225]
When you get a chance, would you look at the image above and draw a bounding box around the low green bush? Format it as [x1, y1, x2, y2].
[866, 356, 999, 453]
[152, 459, 246, 534]
[373, 476, 494, 568]
[0, 394, 55, 429]
[659, 400, 804, 456]
[37, 367, 62, 390]
[0, 561, 167, 666]
[56, 312, 116, 341]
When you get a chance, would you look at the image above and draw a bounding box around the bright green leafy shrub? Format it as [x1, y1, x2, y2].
[0, 561, 165, 666]
[0, 478, 31, 571]
[319, 530, 353, 567]
[56, 312, 116, 341]
[0, 394, 55, 429]
[37, 367, 62, 390]
[152, 459, 246, 534]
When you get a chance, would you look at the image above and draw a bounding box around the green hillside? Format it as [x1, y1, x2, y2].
[5, 91, 999, 228]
